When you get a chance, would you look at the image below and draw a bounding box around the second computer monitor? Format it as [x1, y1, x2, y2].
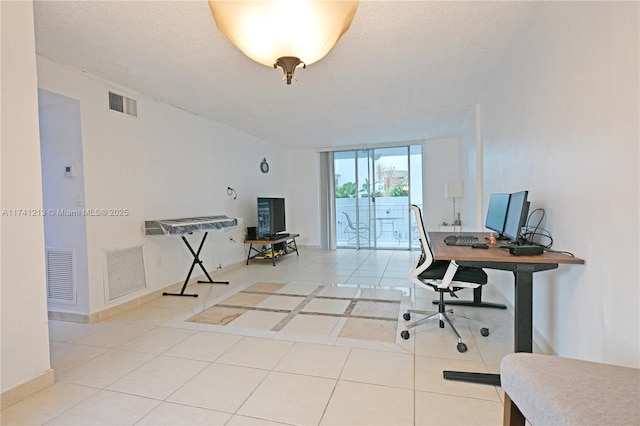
[503, 190, 529, 245]
[485, 193, 511, 239]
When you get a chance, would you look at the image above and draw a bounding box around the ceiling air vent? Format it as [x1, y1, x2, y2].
[108, 91, 137, 117]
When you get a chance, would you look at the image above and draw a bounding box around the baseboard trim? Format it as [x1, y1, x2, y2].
[0, 369, 54, 410]
[533, 328, 557, 355]
[49, 260, 246, 324]
[48, 311, 90, 323]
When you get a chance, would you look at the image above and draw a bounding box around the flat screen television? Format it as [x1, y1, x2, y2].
[257, 197, 286, 238]
[485, 193, 511, 240]
[503, 190, 529, 245]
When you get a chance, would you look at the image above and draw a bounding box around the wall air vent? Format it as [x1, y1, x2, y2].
[103, 245, 146, 302]
[108, 91, 137, 117]
[46, 248, 76, 305]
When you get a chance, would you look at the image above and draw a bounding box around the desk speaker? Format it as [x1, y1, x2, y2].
[247, 226, 257, 240]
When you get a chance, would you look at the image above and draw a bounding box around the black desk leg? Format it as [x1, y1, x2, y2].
[443, 269, 536, 386]
[433, 286, 507, 309]
[513, 269, 534, 353]
[163, 232, 229, 297]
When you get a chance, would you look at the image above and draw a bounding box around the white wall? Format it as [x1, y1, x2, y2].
[458, 106, 482, 230]
[480, 2, 639, 367]
[36, 57, 290, 315]
[422, 138, 461, 231]
[0, 0, 52, 394]
[286, 149, 321, 246]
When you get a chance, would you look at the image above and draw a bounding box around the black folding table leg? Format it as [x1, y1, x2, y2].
[246, 243, 253, 265]
[163, 232, 228, 297]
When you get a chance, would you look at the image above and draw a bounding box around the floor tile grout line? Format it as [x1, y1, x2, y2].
[188, 286, 404, 330]
[297, 311, 398, 322]
[342, 299, 359, 317]
[270, 285, 326, 332]
[241, 289, 403, 304]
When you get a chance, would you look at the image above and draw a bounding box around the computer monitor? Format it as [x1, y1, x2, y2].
[503, 190, 529, 245]
[257, 197, 286, 238]
[485, 193, 511, 239]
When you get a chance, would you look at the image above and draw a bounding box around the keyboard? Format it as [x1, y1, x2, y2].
[444, 235, 479, 246]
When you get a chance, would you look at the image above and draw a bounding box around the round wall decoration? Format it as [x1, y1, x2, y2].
[260, 158, 269, 173]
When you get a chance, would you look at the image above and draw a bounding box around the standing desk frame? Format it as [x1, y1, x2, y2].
[428, 232, 585, 386]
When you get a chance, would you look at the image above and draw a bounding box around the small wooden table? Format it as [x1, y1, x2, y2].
[245, 233, 299, 266]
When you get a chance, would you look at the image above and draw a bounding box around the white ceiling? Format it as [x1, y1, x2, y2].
[33, 1, 545, 151]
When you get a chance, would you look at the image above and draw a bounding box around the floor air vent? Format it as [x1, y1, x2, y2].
[46, 249, 76, 304]
[108, 91, 137, 117]
[104, 245, 146, 302]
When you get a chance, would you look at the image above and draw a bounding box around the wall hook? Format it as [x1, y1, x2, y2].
[227, 186, 237, 200]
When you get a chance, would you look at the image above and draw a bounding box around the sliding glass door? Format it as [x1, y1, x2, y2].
[334, 145, 422, 249]
[334, 150, 372, 249]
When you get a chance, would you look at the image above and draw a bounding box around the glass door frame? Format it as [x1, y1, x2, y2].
[334, 145, 420, 250]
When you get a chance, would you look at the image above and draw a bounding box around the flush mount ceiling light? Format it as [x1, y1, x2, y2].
[208, 0, 359, 84]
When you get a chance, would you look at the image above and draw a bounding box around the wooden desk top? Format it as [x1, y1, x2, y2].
[245, 233, 299, 244]
[429, 232, 585, 265]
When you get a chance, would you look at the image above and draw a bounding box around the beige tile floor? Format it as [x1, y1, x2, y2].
[1, 247, 520, 425]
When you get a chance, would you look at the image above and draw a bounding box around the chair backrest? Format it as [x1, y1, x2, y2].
[409, 204, 435, 276]
[342, 212, 355, 228]
[409, 204, 484, 290]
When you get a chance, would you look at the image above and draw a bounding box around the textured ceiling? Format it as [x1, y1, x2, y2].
[33, 1, 544, 151]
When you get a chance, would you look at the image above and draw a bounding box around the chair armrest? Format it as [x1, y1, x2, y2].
[437, 261, 459, 289]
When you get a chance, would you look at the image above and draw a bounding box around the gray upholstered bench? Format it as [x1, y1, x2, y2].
[500, 353, 640, 425]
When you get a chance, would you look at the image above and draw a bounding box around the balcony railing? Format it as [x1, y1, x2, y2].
[336, 197, 421, 248]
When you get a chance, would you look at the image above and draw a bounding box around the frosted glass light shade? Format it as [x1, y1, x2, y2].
[209, 0, 359, 68]
[445, 181, 464, 199]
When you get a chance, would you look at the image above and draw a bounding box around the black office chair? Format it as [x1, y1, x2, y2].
[342, 212, 369, 244]
[401, 204, 490, 352]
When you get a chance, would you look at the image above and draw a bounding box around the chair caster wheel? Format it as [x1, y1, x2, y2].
[481, 327, 490, 337]
[457, 342, 468, 353]
[403, 312, 411, 321]
[400, 330, 410, 340]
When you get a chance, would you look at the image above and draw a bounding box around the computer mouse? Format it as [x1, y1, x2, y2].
[472, 243, 489, 249]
